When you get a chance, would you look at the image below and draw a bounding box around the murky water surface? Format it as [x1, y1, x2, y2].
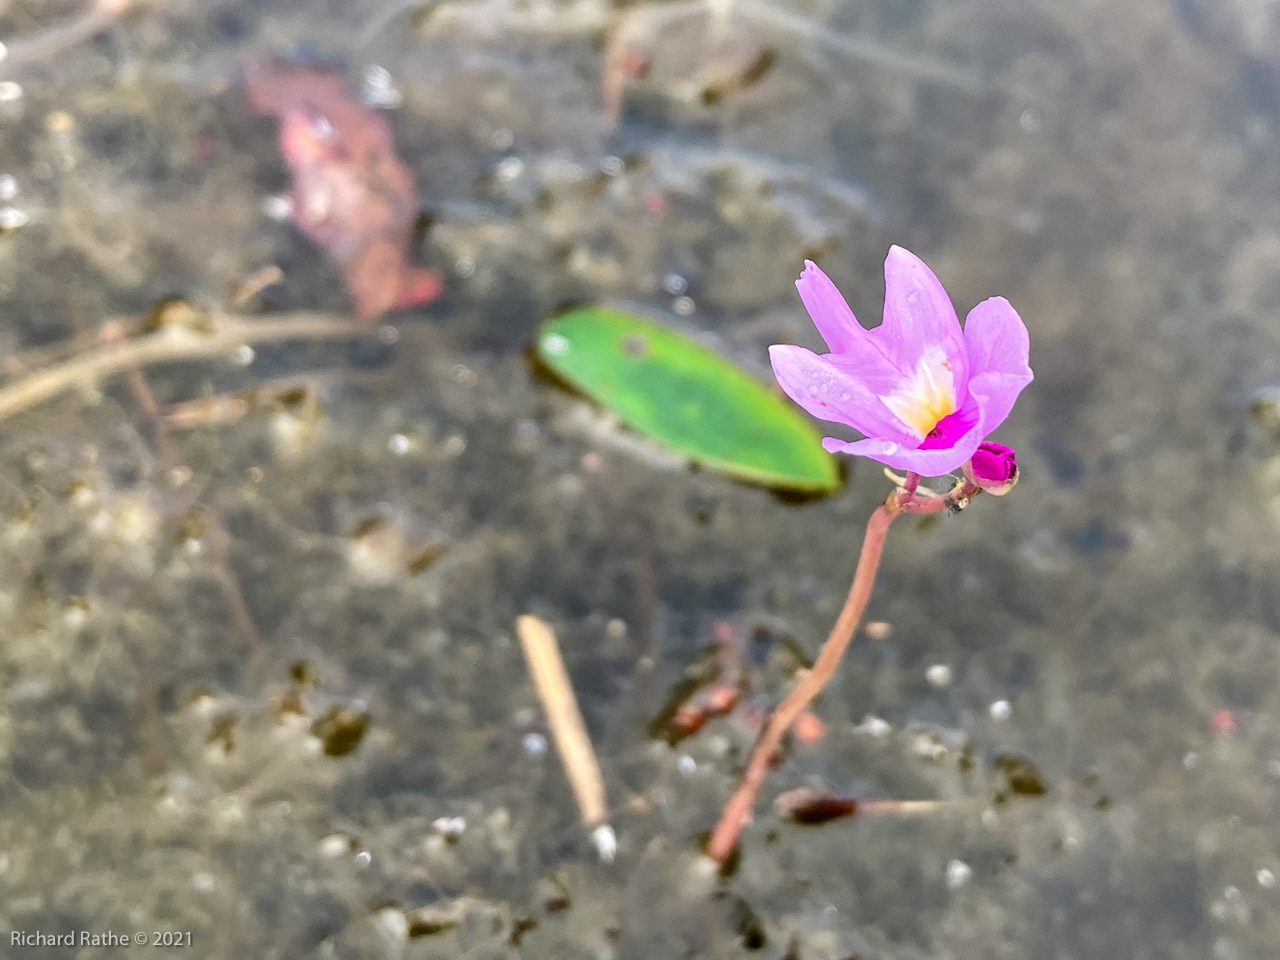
[1, 0, 1279, 957]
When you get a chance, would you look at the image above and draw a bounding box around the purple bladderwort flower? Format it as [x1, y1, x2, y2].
[769, 246, 1033, 476]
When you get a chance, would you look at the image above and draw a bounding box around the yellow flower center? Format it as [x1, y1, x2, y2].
[883, 351, 957, 439]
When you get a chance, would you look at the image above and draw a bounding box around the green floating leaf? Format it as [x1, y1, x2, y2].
[536, 307, 840, 493]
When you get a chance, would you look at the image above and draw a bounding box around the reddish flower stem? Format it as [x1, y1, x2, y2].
[705, 471, 960, 864]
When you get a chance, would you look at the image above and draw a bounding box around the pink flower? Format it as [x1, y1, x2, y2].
[769, 247, 1033, 476]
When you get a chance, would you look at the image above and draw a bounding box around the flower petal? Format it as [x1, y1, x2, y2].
[963, 296, 1033, 432]
[795, 260, 870, 354]
[769, 344, 918, 444]
[822, 422, 985, 475]
[871, 246, 968, 393]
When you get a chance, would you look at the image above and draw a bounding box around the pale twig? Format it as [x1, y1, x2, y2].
[0, 311, 364, 425]
[515, 614, 615, 860]
[0, 0, 134, 77]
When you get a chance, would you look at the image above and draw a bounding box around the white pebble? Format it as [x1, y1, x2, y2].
[432, 815, 466, 840]
[676, 754, 697, 775]
[495, 156, 525, 182]
[925, 663, 953, 688]
[0, 206, 28, 230]
[373, 907, 409, 940]
[0, 174, 17, 200]
[989, 699, 1012, 721]
[1258, 868, 1276, 889]
[945, 859, 973, 889]
[672, 295, 696, 316]
[192, 871, 217, 893]
[319, 834, 354, 858]
[521, 731, 548, 757]
[362, 65, 403, 109]
[262, 194, 292, 220]
[591, 824, 617, 863]
[853, 715, 893, 738]
[662, 273, 688, 295]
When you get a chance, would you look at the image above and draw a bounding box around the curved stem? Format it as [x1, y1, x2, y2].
[0, 312, 362, 425]
[705, 493, 902, 863]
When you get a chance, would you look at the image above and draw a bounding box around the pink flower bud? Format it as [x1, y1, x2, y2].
[965, 442, 1018, 495]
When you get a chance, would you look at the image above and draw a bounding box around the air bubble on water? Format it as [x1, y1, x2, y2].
[601, 155, 624, 176]
[673, 296, 695, 316]
[0, 174, 17, 200]
[989, 699, 1012, 721]
[662, 273, 688, 295]
[490, 127, 514, 150]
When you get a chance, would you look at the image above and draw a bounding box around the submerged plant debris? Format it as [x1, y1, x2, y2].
[245, 58, 444, 323]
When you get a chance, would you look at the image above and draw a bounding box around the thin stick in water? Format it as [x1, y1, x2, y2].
[515, 614, 616, 860]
